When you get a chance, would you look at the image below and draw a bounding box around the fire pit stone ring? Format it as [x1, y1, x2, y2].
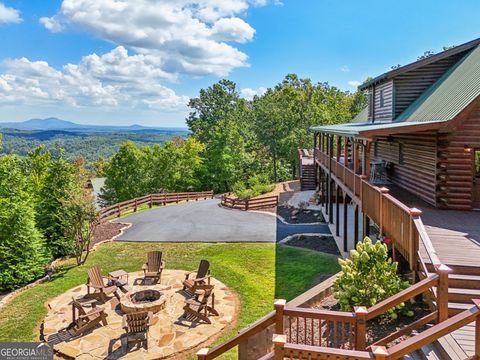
[120, 289, 167, 314]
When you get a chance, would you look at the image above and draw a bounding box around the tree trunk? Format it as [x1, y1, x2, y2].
[273, 152, 277, 182]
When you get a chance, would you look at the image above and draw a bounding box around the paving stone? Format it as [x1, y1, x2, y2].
[43, 269, 238, 359]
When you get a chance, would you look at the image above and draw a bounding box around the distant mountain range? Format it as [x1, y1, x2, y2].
[0, 117, 188, 133]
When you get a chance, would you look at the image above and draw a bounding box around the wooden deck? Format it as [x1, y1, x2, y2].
[384, 184, 479, 359]
[387, 185, 480, 267]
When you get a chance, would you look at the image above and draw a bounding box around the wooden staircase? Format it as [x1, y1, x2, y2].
[300, 164, 316, 191]
[427, 264, 480, 317]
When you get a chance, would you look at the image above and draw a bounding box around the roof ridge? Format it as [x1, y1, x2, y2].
[359, 37, 480, 90]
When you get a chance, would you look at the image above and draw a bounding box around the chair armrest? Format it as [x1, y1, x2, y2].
[193, 275, 211, 283]
[184, 271, 196, 280]
[86, 283, 105, 289]
[78, 308, 104, 319]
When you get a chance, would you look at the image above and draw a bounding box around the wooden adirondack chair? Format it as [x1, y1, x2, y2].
[86, 266, 119, 302]
[122, 311, 153, 352]
[68, 298, 108, 337]
[142, 251, 164, 284]
[182, 285, 219, 324]
[183, 259, 211, 294]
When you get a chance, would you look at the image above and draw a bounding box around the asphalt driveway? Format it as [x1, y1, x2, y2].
[114, 199, 329, 243]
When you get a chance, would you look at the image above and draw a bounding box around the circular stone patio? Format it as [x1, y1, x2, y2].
[43, 270, 239, 359]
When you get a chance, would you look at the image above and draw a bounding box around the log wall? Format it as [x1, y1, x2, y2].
[436, 101, 480, 210]
[373, 132, 438, 206]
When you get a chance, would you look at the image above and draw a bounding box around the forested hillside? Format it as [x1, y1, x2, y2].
[100, 74, 366, 203]
[0, 129, 188, 165]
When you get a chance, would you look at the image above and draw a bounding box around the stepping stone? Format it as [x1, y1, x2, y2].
[158, 333, 175, 346]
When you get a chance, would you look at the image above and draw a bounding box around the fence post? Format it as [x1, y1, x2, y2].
[436, 264, 452, 323]
[149, 194, 153, 208]
[372, 346, 388, 360]
[379, 187, 389, 235]
[245, 199, 249, 211]
[117, 204, 121, 217]
[354, 306, 368, 350]
[274, 299, 286, 334]
[473, 299, 480, 359]
[196, 347, 209, 360]
[134, 198, 138, 212]
[272, 334, 286, 360]
[176, 193, 179, 203]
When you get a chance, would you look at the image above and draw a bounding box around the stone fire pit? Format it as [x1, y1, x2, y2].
[43, 270, 239, 359]
[121, 289, 166, 314]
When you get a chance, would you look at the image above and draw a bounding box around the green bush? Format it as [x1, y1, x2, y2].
[233, 175, 274, 200]
[333, 237, 411, 319]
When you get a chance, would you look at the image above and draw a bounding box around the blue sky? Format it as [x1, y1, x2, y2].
[0, 0, 479, 127]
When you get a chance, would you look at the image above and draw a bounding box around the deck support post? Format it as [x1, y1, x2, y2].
[354, 204, 359, 246]
[336, 185, 340, 236]
[196, 348, 209, 360]
[329, 179, 334, 224]
[343, 193, 349, 252]
[325, 173, 330, 216]
[273, 334, 286, 360]
[274, 299, 286, 334]
[363, 214, 370, 238]
[436, 264, 452, 323]
[372, 346, 388, 360]
[474, 299, 480, 360]
[379, 187, 389, 235]
[354, 306, 368, 350]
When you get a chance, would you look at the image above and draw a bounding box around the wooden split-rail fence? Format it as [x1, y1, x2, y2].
[220, 193, 279, 211]
[98, 191, 214, 222]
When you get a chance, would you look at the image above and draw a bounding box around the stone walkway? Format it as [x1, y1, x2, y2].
[43, 270, 238, 359]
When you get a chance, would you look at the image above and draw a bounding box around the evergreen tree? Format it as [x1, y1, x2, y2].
[0, 156, 49, 291]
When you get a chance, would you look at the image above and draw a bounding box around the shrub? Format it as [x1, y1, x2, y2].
[333, 237, 411, 319]
[232, 181, 255, 200]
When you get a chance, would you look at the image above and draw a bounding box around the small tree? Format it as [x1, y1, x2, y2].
[333, 237, 411, 319]
[65, 159, 98, 265]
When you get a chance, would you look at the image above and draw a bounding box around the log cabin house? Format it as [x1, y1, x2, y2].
[311, 37, 480, 211]
[197, 39, 480, 360]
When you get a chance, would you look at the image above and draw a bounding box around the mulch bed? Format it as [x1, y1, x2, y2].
[90, 221, 127, 249]
[278, 205, 325, 223]
[284, 235, 340, 256]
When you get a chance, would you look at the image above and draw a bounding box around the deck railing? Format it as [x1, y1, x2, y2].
[98, 191, 214, 222]
[272, 299, 480, 359]
[315, 149, 441, 272]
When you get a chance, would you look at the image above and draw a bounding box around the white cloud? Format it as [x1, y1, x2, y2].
[240, 86, 267, 100]
[39, 0, 273, 77]
[340, 65, 350, 73]
[0, 47, 188, 109]
[348, 80, 361, 88]
[0, 3, 22, 24]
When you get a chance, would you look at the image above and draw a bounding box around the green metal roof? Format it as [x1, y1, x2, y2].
[351, 107, 368, 123]
[310, 120, 444, 137]
[396, 45, 480, 122]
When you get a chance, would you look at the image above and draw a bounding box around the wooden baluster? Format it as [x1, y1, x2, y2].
[273, 334, 286, 360]
[354, 306, 368, 350]
[409, 207, 422, 276]
[379, 187, 389, 235]
[436, 264, 452, 323]
[274, 299, 286, 335]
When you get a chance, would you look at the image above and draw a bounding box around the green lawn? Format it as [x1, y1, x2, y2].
[0, 242, 339, 358]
